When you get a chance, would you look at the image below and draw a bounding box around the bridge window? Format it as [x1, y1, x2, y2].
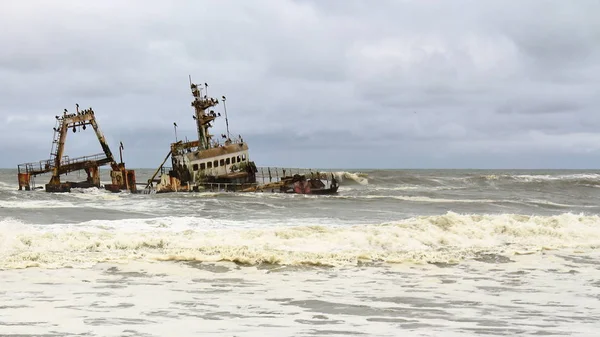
[200, 163, 206, 170]
[207, 162, 212, 169]
[213, 160, 218, 167]
[237, 155, 241, 163]
[226, 158, 230, 165]
[242, 154, 247, 161]
[192, 164, 199, 171]
[220, 159, 225, 166]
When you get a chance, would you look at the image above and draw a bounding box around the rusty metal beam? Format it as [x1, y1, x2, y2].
[145, 150, 173, 190]
[88, 115, 116, 168]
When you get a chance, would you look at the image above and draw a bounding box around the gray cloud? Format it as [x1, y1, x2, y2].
[1, 0, 600, 169]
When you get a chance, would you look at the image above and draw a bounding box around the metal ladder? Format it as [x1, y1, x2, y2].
[49, 118, 62, 164]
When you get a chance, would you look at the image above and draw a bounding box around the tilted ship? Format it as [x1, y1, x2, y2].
[145, 79, 258, 193]
[144, 79, 339, 195]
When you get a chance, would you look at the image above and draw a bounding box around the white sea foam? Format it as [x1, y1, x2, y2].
[0, 181, 16, 191]
[526, 199, 597, 208]
[337, 194, 505, 204]
[478, 173, 600, 182]
[369, 185, 462, 192]
[346, 195, 597, 208]
[0, 199, 78, 209]
[68, 187, 126, 202]
[0, 194, 167, 215]
[2, 212, 600, 269]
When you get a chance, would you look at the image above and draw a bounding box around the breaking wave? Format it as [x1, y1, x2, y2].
[332, 171, 368, 185]
[2, 212, 600, 270]
[312, 171, 368, 185]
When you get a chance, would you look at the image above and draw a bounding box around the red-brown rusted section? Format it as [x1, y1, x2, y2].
[18, 173, 31, 191]
[86, 165, 101, 187]
[126, 170, 137, 192]
[106, 163, 137, 193]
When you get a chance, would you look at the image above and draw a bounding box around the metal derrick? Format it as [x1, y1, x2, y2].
[16, 104, 136, 193]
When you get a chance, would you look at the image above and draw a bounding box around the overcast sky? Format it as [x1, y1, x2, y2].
[1, 0, 599, 169]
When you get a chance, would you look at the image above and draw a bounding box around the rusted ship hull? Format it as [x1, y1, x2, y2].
[146, 166, 339, 195]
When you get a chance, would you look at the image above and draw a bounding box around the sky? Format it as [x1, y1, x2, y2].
[1, 0, 599, 169]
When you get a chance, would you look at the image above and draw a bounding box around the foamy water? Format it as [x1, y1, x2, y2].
[2, 212, 600, 270]
[1, 169, 600, 336]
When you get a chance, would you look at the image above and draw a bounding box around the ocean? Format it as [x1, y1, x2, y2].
[1, 168, 600, 336]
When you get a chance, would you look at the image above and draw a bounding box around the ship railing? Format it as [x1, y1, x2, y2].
[17, 153, 109, 175]
[211, 135, 246, 148]
[161, 166, 172, 175]
[200, 182, 257, 192]
[255, 167, 337, 185]
[17, 160, 54, 174]
[59, 153, 108, 167]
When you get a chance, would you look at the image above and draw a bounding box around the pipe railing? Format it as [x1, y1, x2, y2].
[17, 152, 109, 174]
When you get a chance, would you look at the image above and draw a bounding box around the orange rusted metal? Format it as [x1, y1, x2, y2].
[17, 173, 30, 191]
[106, 163, 137, 193]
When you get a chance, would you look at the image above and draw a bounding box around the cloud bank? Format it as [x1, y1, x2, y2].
[1, 0, 599, 169]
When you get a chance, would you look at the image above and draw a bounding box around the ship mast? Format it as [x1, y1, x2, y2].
[190, 79, 219, 150]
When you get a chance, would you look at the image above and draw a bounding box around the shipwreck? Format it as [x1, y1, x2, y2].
[16, 78, 340, 195]
[144, 78, 339, 195]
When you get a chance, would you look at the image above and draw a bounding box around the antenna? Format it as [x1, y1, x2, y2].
[173, 122, 178, 142]
[119, 141, 124, 164]
[188, 75, 192, 87]
[222, 96, 230, 140]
